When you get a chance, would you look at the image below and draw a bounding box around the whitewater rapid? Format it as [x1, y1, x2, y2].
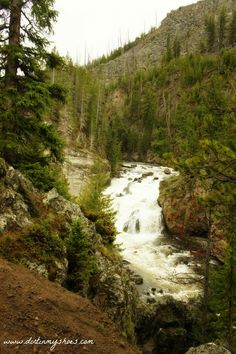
[104, 163, 202, 302]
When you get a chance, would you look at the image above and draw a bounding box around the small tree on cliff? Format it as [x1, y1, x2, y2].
[229, 10, 236, 46]
[205, 15, 216, 51]
[218, 7, 226, 49]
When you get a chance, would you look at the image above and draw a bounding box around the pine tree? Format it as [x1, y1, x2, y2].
[173, 36, 181, 58]
[205, 15, 216, 51]
[0, 0, 57, 86]
[165, 34, 173, 62]
[47, 48, 64, 84]
[229, 10, 236, 46]
[0, 0, 67, 195]
[219, 8, 226, 49]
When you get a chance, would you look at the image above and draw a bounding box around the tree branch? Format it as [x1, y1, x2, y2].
[0, 23, 7, 31]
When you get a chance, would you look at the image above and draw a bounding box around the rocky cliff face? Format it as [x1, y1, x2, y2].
[94, 0, 236, 82]
[158, 175, 227, 262]
[159, 176, 209, 237]
[63, 149, 110, 197]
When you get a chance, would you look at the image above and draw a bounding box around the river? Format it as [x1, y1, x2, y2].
[104, 163, 202, 303]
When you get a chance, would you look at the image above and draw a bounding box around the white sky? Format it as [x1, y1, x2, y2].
[52, 0, 199, 64]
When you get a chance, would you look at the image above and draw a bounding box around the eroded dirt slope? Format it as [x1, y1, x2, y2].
[0, 258, 137, 354]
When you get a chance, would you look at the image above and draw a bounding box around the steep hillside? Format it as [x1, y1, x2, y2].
[93, 0, 236, 82]
[0, 258, 137, 354]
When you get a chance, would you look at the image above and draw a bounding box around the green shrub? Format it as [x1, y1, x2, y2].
[78, 175, 117, 244]
[19, 162, 70, 199]
[49, 84, 67, 103]
[0, 220, 65, 264]
[221, 49, 236, 70]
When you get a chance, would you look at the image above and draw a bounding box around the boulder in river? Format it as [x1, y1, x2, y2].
[133, 177, 142, 183]
[164, 167, 171, 175]
[123, 182, 132, 194]
[142, 172, 154, 178]
[131, 273, 144, 285]
[122, 164, 132, 168]
[135, 219, 140, 232]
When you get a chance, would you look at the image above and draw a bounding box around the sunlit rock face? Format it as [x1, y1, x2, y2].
[185, 343, 231, 354]
[159, 177, 209, 237]
[0, 158, 36, 233]
[63, 149, 110, 197]
[158, 176, 228, 262]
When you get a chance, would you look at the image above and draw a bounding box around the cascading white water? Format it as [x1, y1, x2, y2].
[104, 163, 202, 302]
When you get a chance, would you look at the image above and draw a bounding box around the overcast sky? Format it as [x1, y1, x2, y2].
[52, 0, 199, 64]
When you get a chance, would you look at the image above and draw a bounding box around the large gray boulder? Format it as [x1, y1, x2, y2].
[185, 343, 231, 354]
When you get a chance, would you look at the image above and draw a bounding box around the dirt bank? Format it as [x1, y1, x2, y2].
[0, 258, 137, 354]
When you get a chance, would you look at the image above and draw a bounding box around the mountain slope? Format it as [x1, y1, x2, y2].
[94, 0, 235, 82]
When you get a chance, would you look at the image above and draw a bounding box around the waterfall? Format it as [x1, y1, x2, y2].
[104, 163, 202, 302]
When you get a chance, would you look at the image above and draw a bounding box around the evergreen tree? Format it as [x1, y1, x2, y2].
[47, 48, 64, 84]
[229, 10, 236, 45]
[219, 8, 226, 49]
[106, 121, 121, 174]
[0, 0, 67, 195]
[173, 36, 181, 58]
[0, 0, 57, 86]
[66, 219, 97, 293]
[165, 34, 173, 63]
[205, 15, 216, 51]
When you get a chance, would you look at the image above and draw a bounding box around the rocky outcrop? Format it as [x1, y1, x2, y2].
[185, 343, 231, 354]
[158, 175, 228, 261]
[90, 254, 139, 342]
[63, 149, 110, 197]
[43, 187, 83, 222]
[136, 297, 200, 354]
[0, 158, 40, 233]
[0, 158, 86, 285]
[159, 176, 209, 237]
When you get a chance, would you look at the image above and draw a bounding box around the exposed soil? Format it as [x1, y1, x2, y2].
[0, 258, 137, 354]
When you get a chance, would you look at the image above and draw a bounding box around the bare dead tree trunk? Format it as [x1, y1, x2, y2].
[5, 0, 23, 86]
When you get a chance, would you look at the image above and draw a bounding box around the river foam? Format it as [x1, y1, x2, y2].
[104, 163, 202, 302]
